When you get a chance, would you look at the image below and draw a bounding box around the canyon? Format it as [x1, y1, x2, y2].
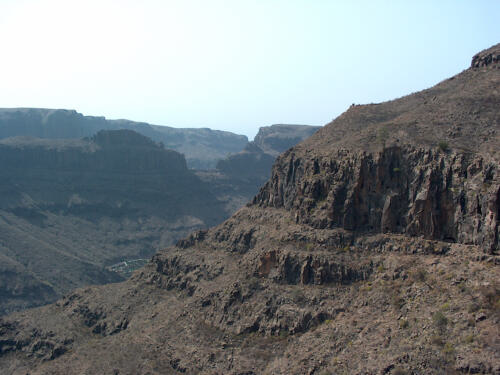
[0, 44, 498, 374]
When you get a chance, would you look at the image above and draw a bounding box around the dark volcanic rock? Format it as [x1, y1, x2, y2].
[0, 44, 499, 375]
[255, 146, 499, 251]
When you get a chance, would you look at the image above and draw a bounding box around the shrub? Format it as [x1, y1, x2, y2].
[431, 335, 445, 346]
[392, 295, 405, 310]
[399, 319, 409, 329]
[464, 334, 474, 344]
[413, 268, 427, 282]
[442, 342, 455, 356]
[478, 284, 500, 313]
[438, 141, 449, 152]
[279, 330, 289, 339]
[467, 303, 480, 313]
[433, 311, 448, 328]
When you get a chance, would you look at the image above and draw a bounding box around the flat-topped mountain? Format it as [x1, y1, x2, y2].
[217, 124, 320, 180]
[0, 129, 226, 315]
[0, 108, 248, 169]
[253, 124, 322, 157]
[0, 44, 498, 374]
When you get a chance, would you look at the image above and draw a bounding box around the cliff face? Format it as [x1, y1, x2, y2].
[0, 109, 248, 169]
[0, 130, 226, 315]
[210, 124, 321, 211]
[0, 45, 499, 375]
[256, 146, 498, 252]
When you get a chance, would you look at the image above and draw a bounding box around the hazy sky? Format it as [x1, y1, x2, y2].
[0, 1, 498, 138]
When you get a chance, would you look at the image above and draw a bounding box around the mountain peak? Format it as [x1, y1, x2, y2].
[471, 42, 500, 68]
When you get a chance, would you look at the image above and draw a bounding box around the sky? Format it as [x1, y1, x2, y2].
[0, 1, 498, 139]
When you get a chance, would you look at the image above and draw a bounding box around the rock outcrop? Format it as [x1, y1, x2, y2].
[0, 44, 498, 374]
[256, 146, 498, 252]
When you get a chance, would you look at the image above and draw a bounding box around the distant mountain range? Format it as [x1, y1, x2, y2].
[0, 108, 248, 169]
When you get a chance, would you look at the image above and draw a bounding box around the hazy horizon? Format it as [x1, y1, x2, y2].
[1, 1, 498, 138]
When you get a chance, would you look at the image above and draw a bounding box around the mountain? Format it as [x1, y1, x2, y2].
[217, 124, 321, 181]
[204, 124, 321, 212]
[0, 109, 248, 169]
[0, 44, 499, 374]
[0, 129, 226, 315]
[253, 124, 322, 157]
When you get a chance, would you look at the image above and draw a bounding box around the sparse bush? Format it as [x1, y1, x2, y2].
[457, 282, 467, 293]
[431, 335, 445, 346]
[478, 284, 500, 315]
[468, 302, 480, 313]
[464, 334, 474, 344]
[399, 319, 409, 329]
[442, 342, 455, 356]
[291, 288, 306, 305]
[393, 367, 407, 375]
[361, 284, 373, 292]
[392, 294, 405, 310]
[433, 311, 448, 328]
[440, 302, 450, 311]
[413, 268, 427, 282]
[438, 141, 449, 152]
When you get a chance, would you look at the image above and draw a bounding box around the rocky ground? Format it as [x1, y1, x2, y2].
[0, 44, 498, 374]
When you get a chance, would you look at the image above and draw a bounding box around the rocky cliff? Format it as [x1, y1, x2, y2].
[0, 44, 498, 374]
[0, 130, 226, 315]
[255, 146, 498, 252]
[208, 124, 321, 212]
[0, 109, 248, 169]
